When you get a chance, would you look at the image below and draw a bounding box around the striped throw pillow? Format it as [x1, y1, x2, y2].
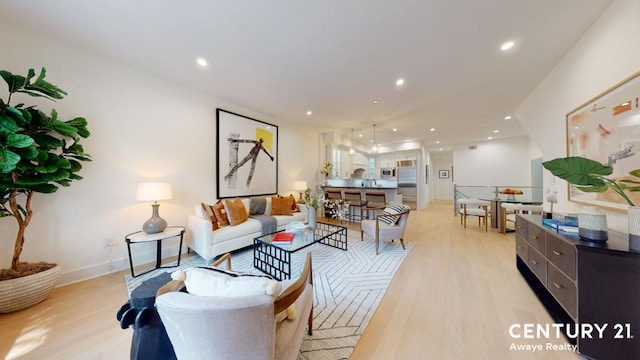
[379, 203, 409, 226]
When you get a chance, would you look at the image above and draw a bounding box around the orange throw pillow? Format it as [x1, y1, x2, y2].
[271, 196, 293, 216]
[201, 203, 220, 230]
[225, 198, 248, 226]
[212, 200, 230, 227]
[288, 194, 299, 212]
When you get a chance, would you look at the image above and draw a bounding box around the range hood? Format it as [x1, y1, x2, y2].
[397, 160, 416, 167]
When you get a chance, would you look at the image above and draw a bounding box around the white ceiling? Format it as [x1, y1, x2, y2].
[0, 0, 613, 151]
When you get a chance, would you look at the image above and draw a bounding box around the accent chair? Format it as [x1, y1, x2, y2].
[156, 253, 313, 360]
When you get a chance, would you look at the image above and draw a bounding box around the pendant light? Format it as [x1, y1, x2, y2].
[371, 124, 378, 154]
[349, 129, 355, 155]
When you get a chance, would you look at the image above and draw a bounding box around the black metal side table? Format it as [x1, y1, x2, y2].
[125, 226, 185, 277]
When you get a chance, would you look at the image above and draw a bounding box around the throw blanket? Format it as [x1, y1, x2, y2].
[251, 215, 277, 235]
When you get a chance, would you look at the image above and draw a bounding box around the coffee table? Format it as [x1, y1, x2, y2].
[254, 221, 347, 280]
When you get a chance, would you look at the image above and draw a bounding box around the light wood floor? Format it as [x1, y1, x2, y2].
[0, 200, 582, 360]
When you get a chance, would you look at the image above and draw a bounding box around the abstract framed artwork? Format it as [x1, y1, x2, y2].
[438, 169, 449, 179]
[216, 109, 278, 199]
[566, 71, 640, 211]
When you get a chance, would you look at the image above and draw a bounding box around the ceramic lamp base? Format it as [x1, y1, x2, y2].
[143, 204, 167, 234]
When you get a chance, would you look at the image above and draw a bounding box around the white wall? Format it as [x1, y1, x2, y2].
[453, 136, 532, 186]
[516, 0, 640, 231]
[417, 145, 432, 208]
[0, 21, 319, 284]
[431, 151, 454, 200]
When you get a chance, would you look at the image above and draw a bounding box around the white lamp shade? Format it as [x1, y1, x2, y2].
[136, 182, 172, 202]
[293, 181, 308, 191]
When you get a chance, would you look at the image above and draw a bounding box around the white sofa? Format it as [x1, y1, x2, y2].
[187, 197, 308, 262]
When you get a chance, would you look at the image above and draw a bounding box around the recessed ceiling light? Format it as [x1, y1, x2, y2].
[488, 136, 493, 140]
[439, 148, 443, 151]
[501, 41, 515, 51]
[493, 130, 499, 133]
[436, 141, 440, 144]
[196, 57, 208, 67]
[504, 115, 512, 120]
[373, 100, 379, 104]
[393, 128, 397, 132]
[430, 128, 435, 132]
[395, 78, 405, 86]
[358, 134, 363, 138]
[306, 111, 312, 115]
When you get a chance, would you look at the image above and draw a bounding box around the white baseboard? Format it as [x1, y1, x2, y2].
[58, 244, 183, 286]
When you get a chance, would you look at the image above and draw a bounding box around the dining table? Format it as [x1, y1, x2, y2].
[481, 195, 543, 233]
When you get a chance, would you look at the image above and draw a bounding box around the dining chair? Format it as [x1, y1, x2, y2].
[457, 198, 490, 231]
[501, 203, 543, 234]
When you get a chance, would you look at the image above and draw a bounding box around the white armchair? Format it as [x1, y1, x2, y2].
[360, 207, 410, 255]
[156, 253, 313, 360]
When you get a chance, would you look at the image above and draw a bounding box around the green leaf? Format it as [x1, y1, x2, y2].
[0, 114, 19, 132]
[629, 169, 640, 178]
[542, 157, 611, 187]
[6, 134, 34, 148]
[14, 145, 38, 160]
[50, 120, 77, 137]
[0, 147, 20, 168]
[2, 106, 25, 123]
[66, 117, 90, 138]
[30, 183, 59, 193]
[22, 68, 67, 100]
[31, 133, 64, 149]
[0, 70, 26, 93]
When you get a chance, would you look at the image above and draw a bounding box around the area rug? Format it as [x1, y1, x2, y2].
[124, 230, 413, 360]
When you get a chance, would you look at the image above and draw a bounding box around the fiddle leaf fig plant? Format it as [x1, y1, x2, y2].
[542, 156, 640, 206]
[0, 68, 91, 277]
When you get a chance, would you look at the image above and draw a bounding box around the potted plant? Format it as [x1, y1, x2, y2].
[542, 156, 640, 244]
[0, 68, 91, 312]
[320, 162, 333, 184]
[303, 186, 328, 229]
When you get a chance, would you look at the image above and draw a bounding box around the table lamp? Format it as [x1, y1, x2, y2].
[294, 180, 308, 204]
[136, 182, 172, 234]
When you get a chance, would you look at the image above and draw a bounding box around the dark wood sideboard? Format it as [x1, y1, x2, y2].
[516, 214, 640, 360]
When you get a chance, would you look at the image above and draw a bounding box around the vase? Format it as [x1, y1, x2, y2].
[308, 206, 317, 230]
[629, 206, 640, 251]
[507, 194, 515, 201]
[578, 206, 608, 242]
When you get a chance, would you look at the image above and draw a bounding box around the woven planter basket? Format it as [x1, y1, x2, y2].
[0, 264, 62, 313]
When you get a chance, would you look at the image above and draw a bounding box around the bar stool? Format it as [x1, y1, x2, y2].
[364, 191, 386, 219]
[343, 190, 366, 222]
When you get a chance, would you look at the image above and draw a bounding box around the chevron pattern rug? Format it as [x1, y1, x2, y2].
[125, 230, 412, 359]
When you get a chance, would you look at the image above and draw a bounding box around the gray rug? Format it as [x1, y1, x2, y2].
[125, 230, 413, 360]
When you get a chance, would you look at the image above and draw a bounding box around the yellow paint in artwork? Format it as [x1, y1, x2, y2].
[256, 128, 274, 153]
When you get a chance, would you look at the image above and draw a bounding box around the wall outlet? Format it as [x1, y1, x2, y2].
[104, 237, 117, 248]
